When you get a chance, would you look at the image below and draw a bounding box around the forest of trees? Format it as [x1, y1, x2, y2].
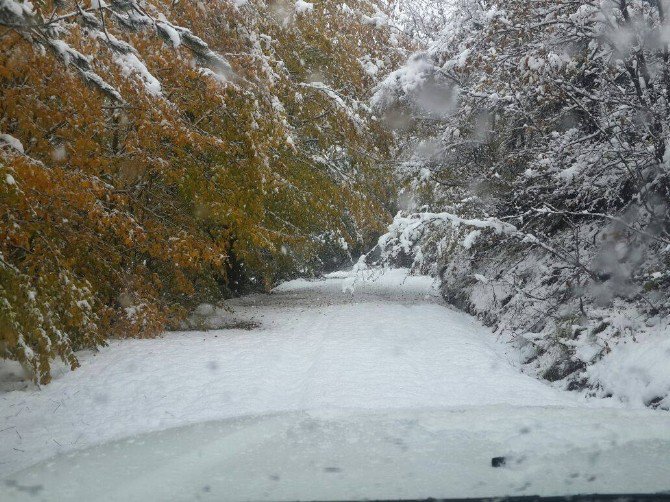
[370, 0, 670, 398]
[0, 0, 409, 383]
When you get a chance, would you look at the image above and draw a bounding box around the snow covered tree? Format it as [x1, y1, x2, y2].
[0, 0, 408, 382]
[388, 0, 453, 43]
[370, 0, 670, 394]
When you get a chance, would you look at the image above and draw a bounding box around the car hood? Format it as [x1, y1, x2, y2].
[2, 405, 670, 501]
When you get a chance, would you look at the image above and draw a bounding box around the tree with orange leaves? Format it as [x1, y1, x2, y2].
[0, 0, 409, 382]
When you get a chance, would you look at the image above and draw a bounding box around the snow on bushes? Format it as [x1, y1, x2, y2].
[367, 0, 670, 408]
[366, 210, 670, 408]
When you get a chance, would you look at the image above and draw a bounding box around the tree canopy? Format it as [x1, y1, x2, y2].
[0, 0, 408, 382]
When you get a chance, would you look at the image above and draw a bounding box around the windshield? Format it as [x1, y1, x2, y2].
[1, 1, 670, 501]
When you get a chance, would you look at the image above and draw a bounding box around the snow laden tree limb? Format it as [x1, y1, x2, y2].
[0, 0, 234, 101]
[391, 212, 603, 281]
[298, 82, 367, 130]
[529, 207, 670, 248]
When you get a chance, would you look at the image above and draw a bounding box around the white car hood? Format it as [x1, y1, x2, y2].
[2, 405, 670, 501]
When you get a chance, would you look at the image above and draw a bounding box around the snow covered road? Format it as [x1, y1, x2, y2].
[1, 269, 669, 495]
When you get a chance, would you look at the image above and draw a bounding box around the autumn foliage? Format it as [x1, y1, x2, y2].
[0, 0, 406, 382]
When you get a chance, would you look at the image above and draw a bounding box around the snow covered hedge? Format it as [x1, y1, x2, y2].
[369, 0, 670, 409]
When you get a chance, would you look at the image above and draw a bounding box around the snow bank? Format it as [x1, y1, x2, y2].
[587, 328, 670, 408]
[365, 212, 670, 409]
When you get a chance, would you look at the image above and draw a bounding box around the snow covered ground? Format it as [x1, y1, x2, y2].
[1, 268, 669, 500]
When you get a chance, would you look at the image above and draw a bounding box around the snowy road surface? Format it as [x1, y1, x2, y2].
[1, 268, 670, 500]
